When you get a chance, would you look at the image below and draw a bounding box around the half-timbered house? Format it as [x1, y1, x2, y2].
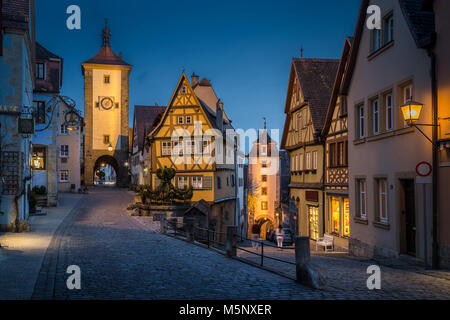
[321, 38, 353, 251]
[147, 72, 237, 235]
[281, 58, 339, 241]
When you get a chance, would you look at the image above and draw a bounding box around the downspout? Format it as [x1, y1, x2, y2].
[15, 175, 32, 232]
[427, 48, 439, 269]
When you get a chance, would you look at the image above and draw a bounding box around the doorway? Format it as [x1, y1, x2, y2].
[400, 179, 416, 256]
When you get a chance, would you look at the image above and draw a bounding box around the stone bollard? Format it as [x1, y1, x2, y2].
[160, 213, 167, 234]
[184, 217, 194, 242]
[226, 225, 238, 257]
[295, 236, 326, 290]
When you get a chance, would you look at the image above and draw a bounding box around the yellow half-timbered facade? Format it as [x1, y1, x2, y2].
[148, 72, 237, 234]
[281, 58, 339, 241]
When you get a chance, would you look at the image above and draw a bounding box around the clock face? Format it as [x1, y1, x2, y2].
[101, 97, 114, 110]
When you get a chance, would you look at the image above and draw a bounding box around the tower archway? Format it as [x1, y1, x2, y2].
[93, 155, 119, 186]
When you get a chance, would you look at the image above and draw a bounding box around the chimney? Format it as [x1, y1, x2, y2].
[216, 100, 224, 132]
[191, 73, 199, 87]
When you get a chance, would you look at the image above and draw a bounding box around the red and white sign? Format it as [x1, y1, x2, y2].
[416, 162, 432, 177]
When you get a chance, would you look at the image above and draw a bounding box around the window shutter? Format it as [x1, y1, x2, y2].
[204, 176, 212, 190]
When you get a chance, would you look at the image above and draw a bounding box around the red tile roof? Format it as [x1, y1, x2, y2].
[292, 58, 339, 131]
[83, 45, 130, 66]
[133, 105, 166, 152]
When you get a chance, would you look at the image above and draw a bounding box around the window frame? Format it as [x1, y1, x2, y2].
[59, 169, 69, 182]
[261, 201, 268, 211]
[177, 176, 189, 189]
[32, 147, 46, 170]
[384, 13, 394, 44]
[358, 104, 365, 139]
[372, 98, 380, 135]
[60, 145, 69, 158]
[385, 93, 393, 131]
[161, 141, 172, 156]
[36, 62, 45, 80]
[377, 179, 389, 224]
[358, 179, 367, 220]
[191, 176, 203, 189]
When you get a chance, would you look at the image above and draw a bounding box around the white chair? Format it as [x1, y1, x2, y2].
[316, 234, 334, 252]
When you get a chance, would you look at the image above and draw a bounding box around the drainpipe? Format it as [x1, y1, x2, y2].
[15, 175, 32, 232]
[427, 49, 439, 269]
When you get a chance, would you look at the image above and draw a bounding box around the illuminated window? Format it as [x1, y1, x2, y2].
[343, 198, 350, 237]
[261, 201, 268, 210]
[308, 206, 319, 240]
[331, 197, 340, 235]
[177, 176, 188, 189]
[32, 147, 46, 170]
[60, 169, 69, 182]
[191, 176, 202, 189]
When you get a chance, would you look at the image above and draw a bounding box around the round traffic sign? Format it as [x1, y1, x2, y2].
[416, 162, 432, 177]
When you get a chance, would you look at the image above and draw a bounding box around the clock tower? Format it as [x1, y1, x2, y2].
[81, 21, 132, 186]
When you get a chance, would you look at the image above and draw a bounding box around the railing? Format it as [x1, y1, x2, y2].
[234, 236, 296, 268]
[163, 219, 227, 251]
[160, 217, 317, 285]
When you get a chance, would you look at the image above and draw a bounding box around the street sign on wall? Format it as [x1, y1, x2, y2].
[416, 161, 432, 184]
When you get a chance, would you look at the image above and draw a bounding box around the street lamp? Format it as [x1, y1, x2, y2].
[108, 143, 113, 152]
[401, 100, 438, 146]
[401, 100, 423, 124]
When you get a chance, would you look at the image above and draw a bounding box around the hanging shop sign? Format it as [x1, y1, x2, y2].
[18, 116, 35, 135]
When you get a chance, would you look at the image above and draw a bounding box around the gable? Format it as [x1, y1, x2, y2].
[149, 72, 215, 139]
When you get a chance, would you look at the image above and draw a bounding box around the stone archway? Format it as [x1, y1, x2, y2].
[93, 155, 119, 186]
[255, 217, 275, 240]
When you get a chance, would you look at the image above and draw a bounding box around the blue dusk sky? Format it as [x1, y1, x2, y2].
[35, 0, 361, 149]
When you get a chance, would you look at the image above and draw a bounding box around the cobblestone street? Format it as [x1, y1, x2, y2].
[24, 188, 450, 300]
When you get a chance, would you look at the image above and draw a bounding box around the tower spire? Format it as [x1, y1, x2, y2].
[102, 18, 111, 47]
[263, 117, 267, 130]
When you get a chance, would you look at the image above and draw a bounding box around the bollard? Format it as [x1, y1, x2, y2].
[295, 236, 311, 282]
[226, 225, 237, 257]
[160, 213, 167, 234]
[185, 218, 194, 242]
[294, 236, 326, 289]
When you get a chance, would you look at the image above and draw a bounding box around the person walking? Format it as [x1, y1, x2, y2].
[251, 223, 261, 249]
[276, 225, 285, 249]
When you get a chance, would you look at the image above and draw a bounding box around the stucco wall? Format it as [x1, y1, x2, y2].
[347, 0, 433, 262]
